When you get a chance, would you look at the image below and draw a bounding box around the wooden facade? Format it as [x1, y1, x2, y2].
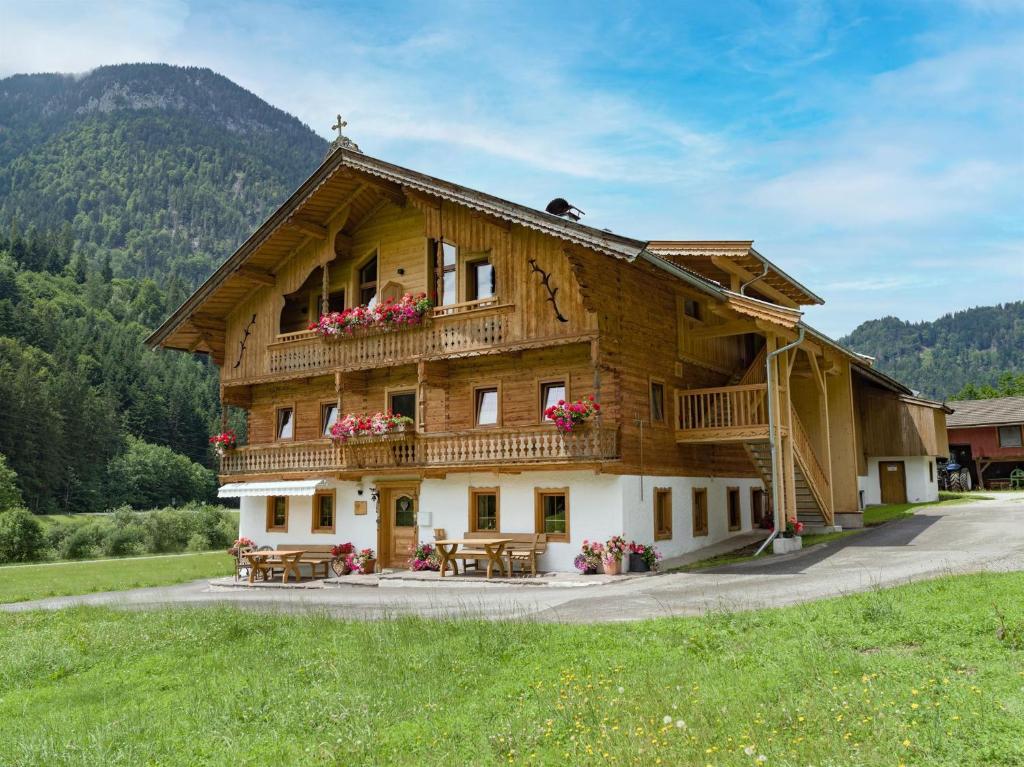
[148, 147, 949, 533]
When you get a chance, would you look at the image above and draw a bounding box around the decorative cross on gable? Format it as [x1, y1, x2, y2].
[331, 114, 347, 140]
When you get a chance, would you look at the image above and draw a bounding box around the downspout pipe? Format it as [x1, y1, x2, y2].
[754, 325, 806, 557]
[740, 263, 769, 296]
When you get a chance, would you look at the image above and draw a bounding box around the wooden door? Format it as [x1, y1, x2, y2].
[879, 461, 907, 504]
[379, 485, 419, 568]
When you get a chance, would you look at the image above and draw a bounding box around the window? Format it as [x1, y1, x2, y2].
[998, 425, 1022, 448]
[279, 291, 311, 333]
[388, 390, 417, 421]
[650, 381, 666, 424]
[359, 255, 378, 306]
[727, 487, 741, 531]
[312, 490, 335, 533]
[276, 407, 294, 440]
[751, 488, 767, 527]
[654, 488, 672, 540]
[683, 298, 703, 321]
[540, 380, 567, 422]
[474, 386, 499, 427]
[438, 242, 457, 305]
[327, 289, 345, 313]
[321, 403, 339, 437]
[469, 488, 499, 532]
[535, 488, 569, 542]
[692, 488, 708, 536]
[466, 256, 495, 301]
[928, 461, 934, 483]
[266, 496, 288, 532]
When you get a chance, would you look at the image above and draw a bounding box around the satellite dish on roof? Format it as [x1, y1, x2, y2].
[545, 198, 585, 221]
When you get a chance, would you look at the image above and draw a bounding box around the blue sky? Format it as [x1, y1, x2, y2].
[2, 0, 1022, 336]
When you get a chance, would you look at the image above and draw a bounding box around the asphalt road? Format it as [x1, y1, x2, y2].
[6, 494, 1024, 622]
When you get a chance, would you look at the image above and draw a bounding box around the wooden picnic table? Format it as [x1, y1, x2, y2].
[434, 538, 512, 579]
[241, 550, 307, 584]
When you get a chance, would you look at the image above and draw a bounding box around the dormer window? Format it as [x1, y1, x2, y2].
[359, 255, 378, 307]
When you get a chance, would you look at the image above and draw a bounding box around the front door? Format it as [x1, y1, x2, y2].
[379, 485, 419, 568]
[879, 461, 907, 504]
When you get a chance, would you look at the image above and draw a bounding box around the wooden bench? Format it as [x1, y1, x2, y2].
[459, 531, 546, 577]
[273, 543, 333, 580]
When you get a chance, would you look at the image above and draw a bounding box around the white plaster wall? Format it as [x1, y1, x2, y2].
[235, 470, 764, 571]
[620, 475, 764, 561]
[861, 456, 938, 506]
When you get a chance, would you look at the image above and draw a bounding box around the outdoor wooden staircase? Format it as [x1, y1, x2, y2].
[744, 410, 834, 528]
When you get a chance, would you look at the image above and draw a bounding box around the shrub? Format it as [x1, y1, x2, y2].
[143, 508, 195, 553]
[0, 508, 45, 562]
[186, 532, 209, 553]
[60, 524, 105, 560]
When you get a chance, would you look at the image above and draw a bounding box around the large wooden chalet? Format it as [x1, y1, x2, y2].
[147, 142, 950, 570]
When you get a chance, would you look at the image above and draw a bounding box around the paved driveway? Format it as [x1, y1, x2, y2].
[6, 494, 1024, 622]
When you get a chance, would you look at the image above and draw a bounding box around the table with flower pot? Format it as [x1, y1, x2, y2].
[240, 550, 307, 583]
[433, 538, 512, 579]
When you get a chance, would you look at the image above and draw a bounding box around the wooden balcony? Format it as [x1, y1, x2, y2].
[266, 302, 512, 377]
[675, 384, 772, 443]
[220, 425, 620, 477]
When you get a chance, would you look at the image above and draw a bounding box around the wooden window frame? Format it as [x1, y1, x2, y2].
[998, 425, 1022, 448]
[354, 248, 379, 307]
[750, 487, 767, 528]
[437, 240, 458, 306]
[654, 487, 673, 541]
[464, 253, 495, 302]
[468, 487, 500, 533]
[534, 487, 570, 543]
[275, 404, 296, 442]
[649, 378, 667, 425]
[727, 486, 742, 532]
[320, 400, 340, 438]
[538, 376, 570, 425]
[385, 386, 417, 426]
[266, 496, 289, 532]
[311, 489, 336, 534]
[692, 487, 708, 537]
[472, 383, 502, 428]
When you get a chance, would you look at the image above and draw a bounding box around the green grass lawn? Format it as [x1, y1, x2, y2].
[0, 552, 233, 604]
[1, 572, 1023, 765]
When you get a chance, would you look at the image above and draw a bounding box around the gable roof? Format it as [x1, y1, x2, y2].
[946, 396, 1024, 428]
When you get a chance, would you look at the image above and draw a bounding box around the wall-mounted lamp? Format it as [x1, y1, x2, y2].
[397, 267, 405, 275]
[356, 480, 364, 496]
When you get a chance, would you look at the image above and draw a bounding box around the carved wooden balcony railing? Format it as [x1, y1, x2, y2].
[265, 305, 512, 376]
[675, 383, 770, 443]
[219, 425, 620, 476]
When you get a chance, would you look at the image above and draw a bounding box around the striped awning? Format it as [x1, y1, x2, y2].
[218, 480, 328, 498]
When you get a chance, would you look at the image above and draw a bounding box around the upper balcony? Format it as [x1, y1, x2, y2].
[219, 424, 620, 477]
[675, 383, 773, 443]
[263, 298, 512, 379]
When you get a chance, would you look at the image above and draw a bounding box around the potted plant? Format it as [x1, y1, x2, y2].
[209, 429, 238, 458]
[330, 542, 355, 576]
[574, 540, 604, 574]
[544, 394, 600, 433]
[310, 292, 432, 337]
[330, 411, 415, 442]
[772, 518, 804, 554]
[408, 542, 440, 571]
[602, 535, 627, 575]
[627, 542, 661, 573]
[352, 547, 377, 574]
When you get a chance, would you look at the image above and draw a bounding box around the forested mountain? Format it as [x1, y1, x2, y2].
[0, 64, 327, 512]
[0, 63, 326, 284]
[840, 301, 1024, 400]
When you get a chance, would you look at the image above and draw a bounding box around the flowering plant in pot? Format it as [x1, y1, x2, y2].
[782, 519, 804, 538]
[329, 411, 414, 442]
[209, 429, 238, 458]
[227, 537, 256, 557]
[627, 542, 662, 573]
[602, 535, 628, 575]
[310, 293, 432, 337]
[330, 542, 355, 576]
[351, 547, 377, 574]
[573, 540, 604, 574]
[544, 394, 600, 433]
[409, 542, 440, 571]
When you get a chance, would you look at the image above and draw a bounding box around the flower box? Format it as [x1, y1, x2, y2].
[772, 535, 802, 555]
[628, 552, 650, 572]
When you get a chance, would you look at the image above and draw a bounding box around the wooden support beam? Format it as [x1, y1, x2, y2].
[690, 320, 757, 340]
[288, 218, 328, 240]
[710, 256, 799, 308]
[806, 349, 825, 395]
[234, 265, 276, 285]
[348, 198, 388, 232]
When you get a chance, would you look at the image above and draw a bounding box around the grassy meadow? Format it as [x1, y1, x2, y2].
[1, 572, 1023, 766]
[0, 551, 233, 604]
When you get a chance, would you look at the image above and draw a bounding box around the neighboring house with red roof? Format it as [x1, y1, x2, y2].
[945, 396, 1024, 489]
